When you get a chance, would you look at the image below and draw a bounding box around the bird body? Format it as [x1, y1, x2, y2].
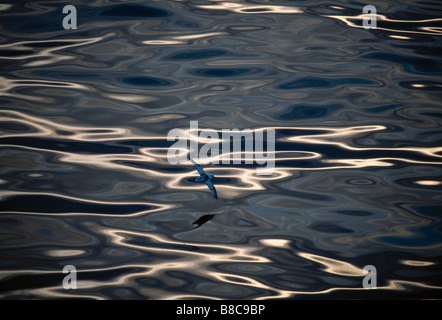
[190, 159, 217, 199]
[194, 173, 214, 183]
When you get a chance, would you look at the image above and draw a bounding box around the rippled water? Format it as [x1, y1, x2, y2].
[1, 0, 441, 299]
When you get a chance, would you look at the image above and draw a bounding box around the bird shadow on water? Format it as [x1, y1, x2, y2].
[191, 214, 215, 229]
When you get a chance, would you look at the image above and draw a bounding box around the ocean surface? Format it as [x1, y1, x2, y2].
[0, 0, 441, 299]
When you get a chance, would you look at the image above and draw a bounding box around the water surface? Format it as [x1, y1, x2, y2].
[0, 0, 441, 299]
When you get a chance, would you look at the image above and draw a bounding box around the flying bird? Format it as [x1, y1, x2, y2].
[190, 158, 217, 199]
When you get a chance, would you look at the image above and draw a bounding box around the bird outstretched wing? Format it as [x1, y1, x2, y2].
[190, 158, 206, 176]
[205, 180, 217, 199]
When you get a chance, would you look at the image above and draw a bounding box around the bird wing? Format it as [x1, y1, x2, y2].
[190, 158, 206, 176]
[205, 180, 217, 199]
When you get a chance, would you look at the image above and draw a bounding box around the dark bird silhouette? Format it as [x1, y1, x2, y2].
[192, 214, 215, 229]
[190, 158, 217, 199]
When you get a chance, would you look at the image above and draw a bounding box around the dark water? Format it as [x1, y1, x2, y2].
[1, 0, 441, 299]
